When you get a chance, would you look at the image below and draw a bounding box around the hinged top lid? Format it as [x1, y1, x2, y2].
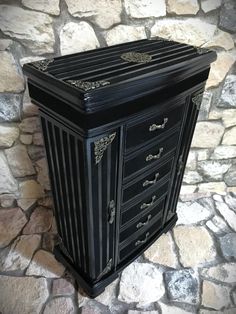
[23, 38, 216, 114]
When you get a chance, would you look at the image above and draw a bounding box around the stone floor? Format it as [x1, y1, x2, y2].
[0, 193, 236, 314]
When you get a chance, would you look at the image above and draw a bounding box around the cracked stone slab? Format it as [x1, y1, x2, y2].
[218, 75, 236, 108]
[215, 201, 236, 232]
[0, 94, 21, 122]
[65, 0, 122, 29]
[191, 121, 224, 148]
[0, 5, 55, 54]
[26, 250, 65, 278]
[173, 226, 216, 267]
[202, 262, 236, 283]
[167, 0, 199, 15]
[60, 22, 99, 55]
[0, 275, 49, 314]
[219, 0, 236, 32]
[0, 151, 18, 195]
[164, 269, 199, 304]
[0, 51, 24, 93]
[44, 297, 75, 314]
[124, 0, 166, 18]
[80, 300, 111, 314]
[219, 233, 236, 259]
[5, 144, 35, 178]
[95, 278, 119, 306]
[225, 193, 236, 211]
[52, 278, 75, 296]
[35, 158, 50, 191]
[0, 208, 27, 248]
[176, 201, 212, 225]
[0, 234, 41, 271]
[144, 232, 178, 268]
[105, 25, 146, 46]
[118, 262, 165, 306]
[19, 117, 41, 134]
[159, 302, 193, 314]
[0, 125, 19, 149]
[19, 180, 44, 200]
[206, 215, 229, 233]
[22, 0, 60, 15]
[23, 206, 53, 234]
[201, 280, 231, 310]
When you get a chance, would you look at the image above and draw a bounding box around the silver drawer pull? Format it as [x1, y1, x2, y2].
[136, 215, 152, 229]
[146, 147, 164, 162]
[149, 118, 168, 131]
[140, 195, 157, 210]
[135, 232, 150, 246]
[143, 172, 159, 187]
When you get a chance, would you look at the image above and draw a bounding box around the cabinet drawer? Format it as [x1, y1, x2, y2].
[125, 104, 184, 151]
[119, 215, 163, 261]
[122, 158, 173, 204]
[121, 181, 169, 226]
[124, 130, 179, 179]
[120, 197, 165, 243]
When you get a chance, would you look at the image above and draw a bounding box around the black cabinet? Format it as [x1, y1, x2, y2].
[23, 38, 216, 297]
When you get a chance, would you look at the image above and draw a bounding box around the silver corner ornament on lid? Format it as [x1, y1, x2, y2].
[31, 59, 54, 71]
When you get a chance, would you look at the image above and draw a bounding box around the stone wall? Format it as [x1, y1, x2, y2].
[0, 0, 235, 208]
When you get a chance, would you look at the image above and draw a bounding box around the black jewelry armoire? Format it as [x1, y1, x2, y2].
[23, 38, 216, 297]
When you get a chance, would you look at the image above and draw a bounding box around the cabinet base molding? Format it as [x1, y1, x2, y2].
[54, 214, 178, 297]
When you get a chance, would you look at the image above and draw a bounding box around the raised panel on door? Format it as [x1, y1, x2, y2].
[84, 129, 120, 281]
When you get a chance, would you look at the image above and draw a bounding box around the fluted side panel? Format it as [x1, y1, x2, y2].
[41, 116, 89, 276]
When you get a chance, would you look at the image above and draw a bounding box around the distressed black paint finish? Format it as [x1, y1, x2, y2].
[23, 38, 216, 297]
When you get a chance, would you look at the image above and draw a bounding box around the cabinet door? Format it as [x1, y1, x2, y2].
[84, 129, 120, 281]
[163, 88, 204, 224]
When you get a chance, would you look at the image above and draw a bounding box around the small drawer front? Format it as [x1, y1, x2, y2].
[119, 215, 163, 261]
[121, 181, 169, 226]
[124, 130, 179, 179]
[122, 158, 173, 204]
[125, 104, 184, 151]
[120, 197, 165, 244]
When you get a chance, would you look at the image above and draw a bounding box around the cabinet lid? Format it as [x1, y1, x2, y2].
[23, 38, 216, 114]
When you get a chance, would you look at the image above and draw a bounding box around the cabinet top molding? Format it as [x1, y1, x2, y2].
[23, 37, 216, 116]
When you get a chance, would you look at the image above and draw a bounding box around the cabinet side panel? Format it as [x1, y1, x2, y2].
[165, 85, 206, 222]
[84, 130, 120, 281]
[40, 115, 90, 277]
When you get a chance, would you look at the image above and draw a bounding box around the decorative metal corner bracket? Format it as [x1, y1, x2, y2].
[97, 259, 112, 281]
[192, 92, 204, 110]
[94, 133, 116, 164]
[121, 51, 152, 64]
[65, 79, 110, 91]
[31, 59, 54, 71]
[196, 47, 210, 55]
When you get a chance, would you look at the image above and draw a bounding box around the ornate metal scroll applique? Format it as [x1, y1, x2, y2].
[196, 47, 210, 55]
[94, 133, 116, 164]
[65, 79, 110, 91]
[192, 92, 204, 110]
[97, 259, 112, 281]
[121, 51, 152, 64]
[31, 59, 54, 71]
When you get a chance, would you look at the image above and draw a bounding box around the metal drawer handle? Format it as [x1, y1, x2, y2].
[135, 232, 150, 246]
[149, 118, 168, 131]
[143, 172, 159, 187]
[140, 195, 157, 210]
[136, 214, 152, 229]
[146, 147, 164, 162]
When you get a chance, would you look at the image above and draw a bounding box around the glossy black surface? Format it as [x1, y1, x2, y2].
[23, 38, 216, 297]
